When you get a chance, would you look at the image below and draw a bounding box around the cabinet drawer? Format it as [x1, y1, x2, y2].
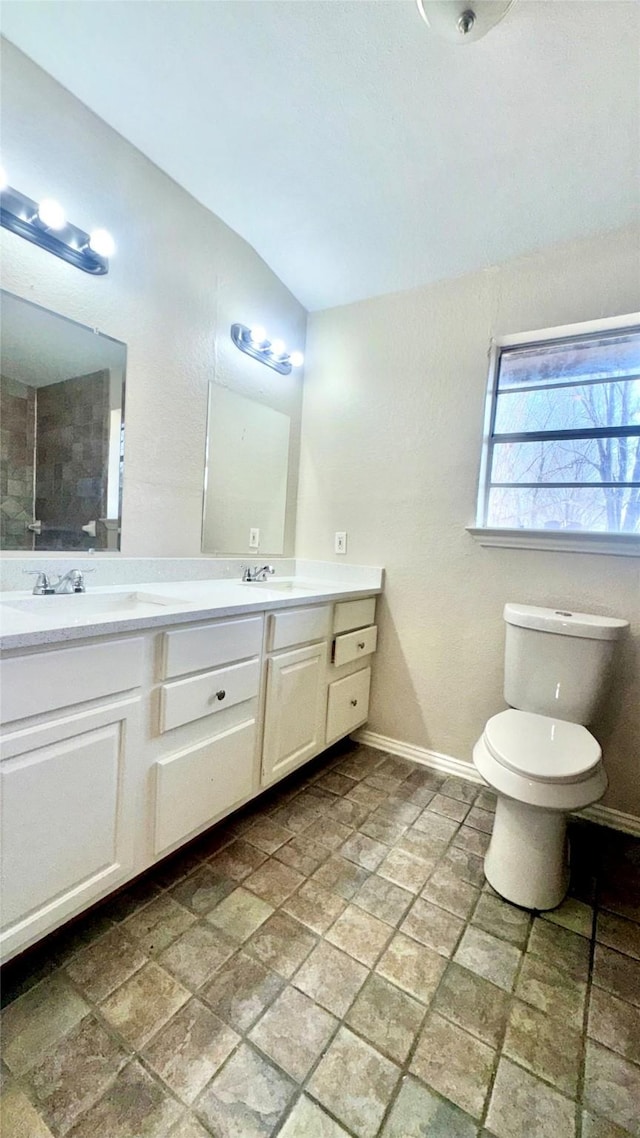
[326, 667, 371, 745]
[159, 658, 260, 733]
[333, 598, 376, 635]
[155, 720, 255, 854]
[0, 638, 143, 725]
[268, 606, 331, 652]
[333, 625, 378, 668]
[162, 616, 263, 678]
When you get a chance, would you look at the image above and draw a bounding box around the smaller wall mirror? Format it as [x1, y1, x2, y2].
[202, 385, 291, 555]
[0, 291, 126, 552]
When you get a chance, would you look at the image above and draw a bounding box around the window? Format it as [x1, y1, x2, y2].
[475, 316, 640, 544]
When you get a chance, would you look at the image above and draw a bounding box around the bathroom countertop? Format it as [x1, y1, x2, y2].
[0, 576, 383, 652]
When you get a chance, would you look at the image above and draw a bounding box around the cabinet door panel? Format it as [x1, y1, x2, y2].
[262, 644, 326, 783]
[326, 667, 371, 745]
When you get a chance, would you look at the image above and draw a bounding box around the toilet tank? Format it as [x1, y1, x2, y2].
[503, 603, 628, 724]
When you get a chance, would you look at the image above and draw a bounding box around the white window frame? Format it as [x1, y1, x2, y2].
[467, 311, 640, 557]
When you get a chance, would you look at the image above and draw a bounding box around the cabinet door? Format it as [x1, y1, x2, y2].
[262, 643, 327, 785]
[326, 667, 371, 746]
[0, 697, 139, 962]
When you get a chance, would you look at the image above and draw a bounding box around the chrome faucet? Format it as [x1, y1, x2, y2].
[24, 568, 94, 595]
[24, 571, 55, 595]
[242, 565, 275, 583]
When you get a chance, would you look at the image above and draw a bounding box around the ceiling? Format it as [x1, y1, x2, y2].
[1, 1, 638, 311]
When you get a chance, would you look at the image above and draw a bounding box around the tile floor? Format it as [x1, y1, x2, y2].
[1, 741, 639, 1138]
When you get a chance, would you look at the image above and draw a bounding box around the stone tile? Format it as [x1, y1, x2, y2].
[426, 793, 471, 823]
[582, 1110, 638, 1138]
[293, 940, 368, 1016]
[123, 894, 196, 953]
[516, 953, 587, 1031]
[373, 798, 421, 826]
[99, 961, 189, 1049]
[454, 926, 521, 992]
[307, 1025, 400, 1138]
[340, 831, 388, 871]
[503, 999, 582, 1096]
[315, 770, 358, 797]
[527, 916, 591, 981]
[410, 811, 459, 845]
[169, 865, 235, 915]
[201, 951, 285, 1032]
[465, 807, 494, 835]
[593, 945, 640, 1008]
[440, 777, 478, 804]
[273, 835, 329, 876]
[26, 1014, 129, 1134]
[151, 846, 207, 889]
[410, 1012, 494, 1119]
[249, 985, 337, 1081]
[442, 845, 486, 889]
[64, 1060, 182, 1138]
[197, 1042, 295, 1138]
[157, 922, 237, 988]
[433, 961, 510, 1048]
[381, 1075, 478, 1138]
[422, 866, 481, 919]
[378, 848, 434, 893]
[378, 755, 418, 781]
[452, 825, 491, 857]
[597, 911, 640, 961]
[0, 1086, 54, 1138]
[326, 904, 393, 966]
[269, 799, 322, 835]
[347, 782, 387, 810]
[346, 973, 425, 1064]
[278, 1095, 351, 1137]
[588, 986, 640, 1064]
[143, 998, 238, 1104]
[354, 874, 413, 926]
[99, 877, 163, 922]
[401, 898, 465, 957]
[282, 880, 347, 933]
[377, 932, 447, 1003]
[359, 814, 407, 846]
[471, 892, 530, 948]
[244, 859, 305, 906]
[208, 838, 268, 881]
[335, 746, 385, 781]
[475, 788, 497, 813]
[207, 887, 274, 941]
[168, 1117, 212, 1138]
[542, 896, 594, 938]
[1, 974, 89, 1076]
[303, 816, 354, 851]
[64, 927, 147, 1002]
[486, 1056, 576, 1138]
[247, 912, 317, 979]
[311, 854, 370, 900]
[327, 796, 370, 828]
[244, 818, 295, 854]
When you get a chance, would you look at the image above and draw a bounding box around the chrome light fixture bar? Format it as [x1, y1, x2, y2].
[230, 323, 304, 375]
[0, 178, 114, 275]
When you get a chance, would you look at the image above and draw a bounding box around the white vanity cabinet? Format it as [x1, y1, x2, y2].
[0, 638, 143, 961]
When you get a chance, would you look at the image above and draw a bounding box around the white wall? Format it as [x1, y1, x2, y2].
[0, 40, 306, 557]
[297, 225, 640, 818]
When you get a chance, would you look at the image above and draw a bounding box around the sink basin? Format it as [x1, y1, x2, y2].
[241, 579, 319, 592]
[3, 591, 193, 621]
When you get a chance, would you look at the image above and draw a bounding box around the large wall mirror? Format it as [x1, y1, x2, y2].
[202, 385, 292, 555]
[0, 291, 126, 552]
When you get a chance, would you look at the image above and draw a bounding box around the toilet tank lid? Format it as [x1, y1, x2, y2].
[504, 603, 629, 641]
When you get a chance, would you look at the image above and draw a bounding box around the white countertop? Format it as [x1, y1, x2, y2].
[0, 576, 383, 652]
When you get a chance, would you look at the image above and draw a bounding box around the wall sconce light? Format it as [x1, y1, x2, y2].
[0, 171, 115, 275]
[231, 323, 304, 375]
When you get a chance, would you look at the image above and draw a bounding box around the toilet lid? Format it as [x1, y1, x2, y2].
[484, 709, 601, 783]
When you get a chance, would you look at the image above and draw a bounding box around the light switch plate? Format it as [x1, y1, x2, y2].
[249, 528, 260, 548]
[335, 531, 347, 554]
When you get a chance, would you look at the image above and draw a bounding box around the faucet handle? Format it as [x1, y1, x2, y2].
[23, 570, 54, 595]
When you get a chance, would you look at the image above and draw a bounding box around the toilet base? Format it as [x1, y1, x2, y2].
[484, 795, 570, 910]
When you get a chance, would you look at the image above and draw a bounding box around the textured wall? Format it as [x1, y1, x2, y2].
[0, 40, 306, 557]
[297, 225, 640, 817]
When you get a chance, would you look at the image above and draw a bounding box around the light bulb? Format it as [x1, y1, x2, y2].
[270, 339, 286, 358]
[37, 199, 66, 230]
[249, 325, 267, 345]
[88, 228, 115, 258]
[0, 166, 7, 191]
[289, 351, 304, 368]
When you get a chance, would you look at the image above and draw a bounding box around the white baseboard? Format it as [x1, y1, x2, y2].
[354, 729, 640, 838]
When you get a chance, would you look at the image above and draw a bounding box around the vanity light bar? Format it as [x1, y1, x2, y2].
[0, 178, 114, 275]
[230, 323, 304, 375]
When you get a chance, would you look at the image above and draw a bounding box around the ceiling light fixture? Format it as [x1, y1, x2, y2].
[231, 323, 304, 375]
[0, 174, 114, 274]
[416, 0, 516, 44]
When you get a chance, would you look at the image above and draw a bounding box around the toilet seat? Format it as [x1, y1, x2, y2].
[484, 709, 601, 784]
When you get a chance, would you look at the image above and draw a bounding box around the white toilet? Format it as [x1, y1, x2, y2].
[473, 602, 628, 911]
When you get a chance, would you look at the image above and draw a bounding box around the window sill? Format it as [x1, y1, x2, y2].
[466, 527, 640, 557]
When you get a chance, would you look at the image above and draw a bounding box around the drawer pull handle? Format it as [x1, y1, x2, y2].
[357, 641, 366, 649]
[214, 689, 226, 701]
[351, 698, 358, 707]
